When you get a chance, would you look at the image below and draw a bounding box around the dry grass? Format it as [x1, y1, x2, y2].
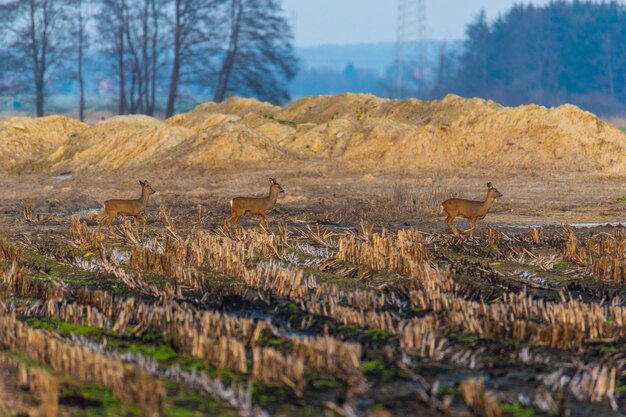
[0, 353, 58, 417]
[397, 316, 446, 359]
[336, 228, 430, 276]
[461, 378, 501, 417]
[1, 177, 625, 416]
[0, 313, 164, 416]
[22, 205, 36, 223]
[563, 228, 626, 282]
[252, 347, 305, 393]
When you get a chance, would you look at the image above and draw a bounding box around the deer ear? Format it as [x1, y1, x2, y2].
[269, 177, 275, 184]
[486, 182, 492, 188]
[139, 180, 144, 186]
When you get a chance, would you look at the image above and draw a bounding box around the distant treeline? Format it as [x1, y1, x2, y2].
[0, 0, 296, 119]
[438, 1, 626, 115]
[6, 1, 626, 118]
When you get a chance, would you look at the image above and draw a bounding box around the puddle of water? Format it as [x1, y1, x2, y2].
[497, 221, 626, 229]
[227, 310, 273, 320]
[514, 269, 548, 285]
[74, 207, 102, 214]
[50, 172, 72, 181]
[334, 225, 357, 231]
[285, 329, 315, 338]
[570, 221, 626, 227]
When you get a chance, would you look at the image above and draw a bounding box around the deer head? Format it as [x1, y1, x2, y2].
[140, 180, 157, 195]
[269, 177, 284, 193]
[486, 182, 503, 199]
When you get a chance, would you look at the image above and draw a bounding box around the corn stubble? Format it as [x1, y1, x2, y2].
[0, 219, 624, 415]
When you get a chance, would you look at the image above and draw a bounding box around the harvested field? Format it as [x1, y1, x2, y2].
[0, 94, 624, 416]
[0, 168, 624, 417]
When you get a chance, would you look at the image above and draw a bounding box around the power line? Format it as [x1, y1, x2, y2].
[395, 0, 427, 97]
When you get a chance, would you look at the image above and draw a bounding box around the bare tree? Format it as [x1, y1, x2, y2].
[213, 0, 242, 103]
[97, 0, 164, 115]
[0, 0, 71, 116]
[96, 0, 128, 114]
[213, 0, 297, 104]
[70, 0, 89, 121]
[165, 0, 222, 117]
[124, 0, 162, 115]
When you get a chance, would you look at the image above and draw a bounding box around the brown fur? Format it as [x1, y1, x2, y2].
[441, 182, 503, 238]
[98, 180, 156, 233]
[224, 177, 285, 226]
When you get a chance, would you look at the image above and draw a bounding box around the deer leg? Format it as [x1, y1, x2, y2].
[225, 213, 238, 227]
[98, 213, 108, 231]
[260, 213, 270, 227]
[133, 216, 140, 235]
[469, 220, 477, 239]
[107, 214, 115, 232]
[141, 214, 147, 234]
[444, 214, 460, 236]
[462, 219, 477, 238]
[227, 210, 242, 225]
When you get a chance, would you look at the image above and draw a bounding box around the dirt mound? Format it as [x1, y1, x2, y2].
[275, 93, 503, 126]
[333, 104, 626, 174]
[182, 97, 280, 119]
[167, 95, 300, 146]
[166, 96, 292, 139]
[3, 93, 623, 176]
[280, 118, 360, 158]
[275, 93, 385, 124]
[266, 93, 626, 174]
[0, 115, 87, 173]
[159, 123, 291, 170]
[463, 103, 626, 174]
[49, 115, 192, 171]
[372, 94, 502, 126]
[166, 112, 241, 132]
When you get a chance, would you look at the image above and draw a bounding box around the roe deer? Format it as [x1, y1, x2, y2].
[441, 182, 503, 238]
[98, 180, 156, 233]
[225, 177, 285, 226]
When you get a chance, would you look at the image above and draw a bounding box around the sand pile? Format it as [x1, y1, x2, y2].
[158, 123, 291, 170]
[4, 93, 625, 175]
[372, 94, 502, 126]
[167, 96, 297, 144]
[191, 97, 281, 118]
[167, 97, 281, 131]
[269, 93, 626, 174]
[275, 93, 385, 124]
[275, 93, 503, 126]
[166, 112, 241, 132]
[279, 118, 360, 158]
[0, 115, 87, 173]
[48, 115, 192, 171]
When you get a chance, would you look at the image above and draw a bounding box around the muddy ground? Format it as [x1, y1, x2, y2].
[1, 167, 624, 229]
[0, 167, 624, 417]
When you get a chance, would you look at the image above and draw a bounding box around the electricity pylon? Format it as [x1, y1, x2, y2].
[395, 0, 427, 98]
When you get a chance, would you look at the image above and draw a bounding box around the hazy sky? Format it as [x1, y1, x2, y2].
[281, 0, 552, 46]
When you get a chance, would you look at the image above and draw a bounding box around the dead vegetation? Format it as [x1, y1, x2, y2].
[0, 196, 625, 416]
[0, 353, 59, 417]
[0, 312, 164, 416]
[563, 227, 626, 283]
[0, 92, 625, 416]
